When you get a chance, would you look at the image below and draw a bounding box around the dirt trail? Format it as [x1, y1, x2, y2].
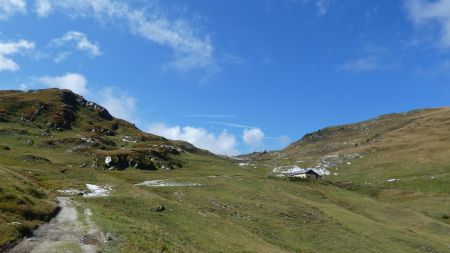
[8, 197, 105, 253]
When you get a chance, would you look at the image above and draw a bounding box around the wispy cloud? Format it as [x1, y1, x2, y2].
[405, 0, 450, 48]
[207, 121, 259, 129]
[0, 39, 35, 71]
[0, 0, 26, 20]
[315, 0, 331, 16]
[284, 0, 332, 16]
[337, 56, 381, 73]
[337, 45, 396, 73]
[53, 51, 70, 63]
[38, 0, 215, 72]
[51, 31, 102, 58]
[183, 114, 237, 119]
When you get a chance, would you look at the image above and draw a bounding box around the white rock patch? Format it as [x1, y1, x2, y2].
[273, 166, 330, 176]
[83, 184, 113, 197]
[105, 156, 112, 166]
[136, 180, 201, 187]
[57, 189, 83, 196]
[386, 178, 398, 182]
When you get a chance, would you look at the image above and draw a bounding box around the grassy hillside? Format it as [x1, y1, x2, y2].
[0, 89, 449, 252]
[245, 107, 450, 230]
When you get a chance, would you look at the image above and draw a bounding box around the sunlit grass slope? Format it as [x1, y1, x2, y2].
[0, 89, 449, 252]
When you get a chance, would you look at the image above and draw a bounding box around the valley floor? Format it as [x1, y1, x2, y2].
[1, 152, 449, 253]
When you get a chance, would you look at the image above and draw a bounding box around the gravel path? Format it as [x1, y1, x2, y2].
[8, 197, 104, 253]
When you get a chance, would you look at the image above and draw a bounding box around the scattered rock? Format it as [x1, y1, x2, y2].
[121, 135, 137, 143]
[105, 156, 112, 166]
[104, 233, 117, 242]
[91, 149, 180, 171]
[56, 189, 84, 196]
[90, 127, 115, 136]
[81, 234, 100, 245]
[41, 129, 50, 136]
[0, 145, 10, 150]
[151, 205, 167, 212]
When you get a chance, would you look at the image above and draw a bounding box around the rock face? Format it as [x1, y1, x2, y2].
[46, 90, 114, 130]
[91, 147, 183, 171]
[0, 89, 115, 131]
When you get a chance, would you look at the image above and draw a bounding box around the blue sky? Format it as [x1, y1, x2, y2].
[1, 0, 450, 155]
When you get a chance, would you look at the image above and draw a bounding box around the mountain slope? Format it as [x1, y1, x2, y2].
[249, 107, 450, 184]
[0, 89, 210, 170]
[246, 107, 450, 229]
[0, 88, 212, 250]
[1, 90, 449, 253]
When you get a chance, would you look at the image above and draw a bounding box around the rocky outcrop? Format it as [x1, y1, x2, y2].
[90, 147, 182, 171]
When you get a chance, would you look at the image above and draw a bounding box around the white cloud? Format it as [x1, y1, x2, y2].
[35, 0, 52, 17]
[405, 0, 450, 48]
[98, 87, 137, 122]
[33, 73, 136, 122]
[53, 51, 70, 63]
[37, 73, 88, 95]
[52, 31, 102, 57]
[0, 39, 35, 71]
[148, 123, 238, 155]
[337, 56, 381, 73]
[0, 0, 26, 20]
[19, 83, 29, 91]
[242, 128, 265, 148]
[38, 0, 214, 72]
[315, 0, 330, 16]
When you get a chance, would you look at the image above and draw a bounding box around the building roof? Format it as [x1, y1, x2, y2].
[288, 169, 321, 177]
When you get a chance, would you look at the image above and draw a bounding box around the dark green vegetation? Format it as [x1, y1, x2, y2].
[1, 89, 449, 252]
